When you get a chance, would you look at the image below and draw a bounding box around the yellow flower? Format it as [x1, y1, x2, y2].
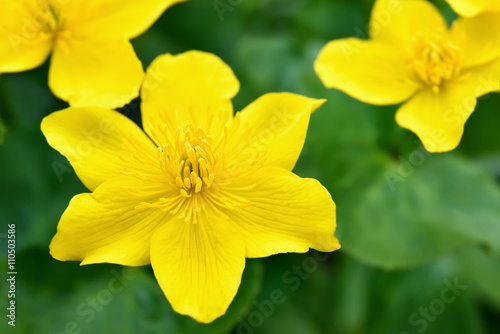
[446, 0, 500, 16]
[0, 0, 185, 108]
[314, 0, 500, 152]
[41, 50, 340, 323]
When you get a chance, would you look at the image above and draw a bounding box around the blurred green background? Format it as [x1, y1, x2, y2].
[1, 0, 500, 333]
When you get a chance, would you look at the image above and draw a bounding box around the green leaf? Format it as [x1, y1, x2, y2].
[366, 256, 483, 334]
[456, 246, 500, 310]
[341, 154, 500, 269]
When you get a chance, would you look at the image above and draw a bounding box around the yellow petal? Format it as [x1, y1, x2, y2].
[446, 0, 500, 17]
[151, 216, 245, 323]
[370, 0, 448, 50]
[0, 1, 52, 72]
[224, 93, 325, 172]
[141, 50, 239, 144]
[446, 0, 483, 16]
[50, 177, 171, 266]
[49, 38, 144, 108]
[221, 166, 340, 258]
[315, 38, 419, 105]
[395, 58, 500, 152]
[41, 106, 157, 191]
[479, 0, 500, 13]
[469, 58, 500, 97]
[70, 0, 187, 40]
[451, 13, 500, 69]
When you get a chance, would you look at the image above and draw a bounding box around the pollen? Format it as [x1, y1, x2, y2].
[158, 123, 217, 197]
[410, 34, 461, 93]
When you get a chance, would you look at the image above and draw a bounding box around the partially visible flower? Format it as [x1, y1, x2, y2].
[0, 0, 185, 108]
[315, 0, 500, 152]
[41, 50, 340, 323]
[446, 0, 500, 16]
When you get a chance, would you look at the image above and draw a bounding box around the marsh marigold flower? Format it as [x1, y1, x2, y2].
[315, 0, 500, 152]
[446, 0, 500, 16]
[0, 0, 185, 108]
[41, 51, 340, 323]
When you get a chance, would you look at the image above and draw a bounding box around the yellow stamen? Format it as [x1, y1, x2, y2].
[158, 123, 218, 198]
[30, 1, 66, 36]
[131, 121, 255, 225]
[409, 34, 461, 93]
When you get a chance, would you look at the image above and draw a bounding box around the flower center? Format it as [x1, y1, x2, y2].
[125, 120, 253, 225]
[159, 123, 216, 198]
[410, 35, 460, 93]
[35, 0, 64, 34]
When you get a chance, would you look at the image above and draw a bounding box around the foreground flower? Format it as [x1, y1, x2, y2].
[0, 0, 185, 108]
[41, 50, 340, 323]
[315, 0, 500, 152]
[446, 0, 500, 16]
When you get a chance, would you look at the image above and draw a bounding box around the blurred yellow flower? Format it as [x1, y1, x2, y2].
[446, 0, 500, 16]
[0, 0, 185, 108]
[41, 50, 340, 323]
[315, 0, 500, 152]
